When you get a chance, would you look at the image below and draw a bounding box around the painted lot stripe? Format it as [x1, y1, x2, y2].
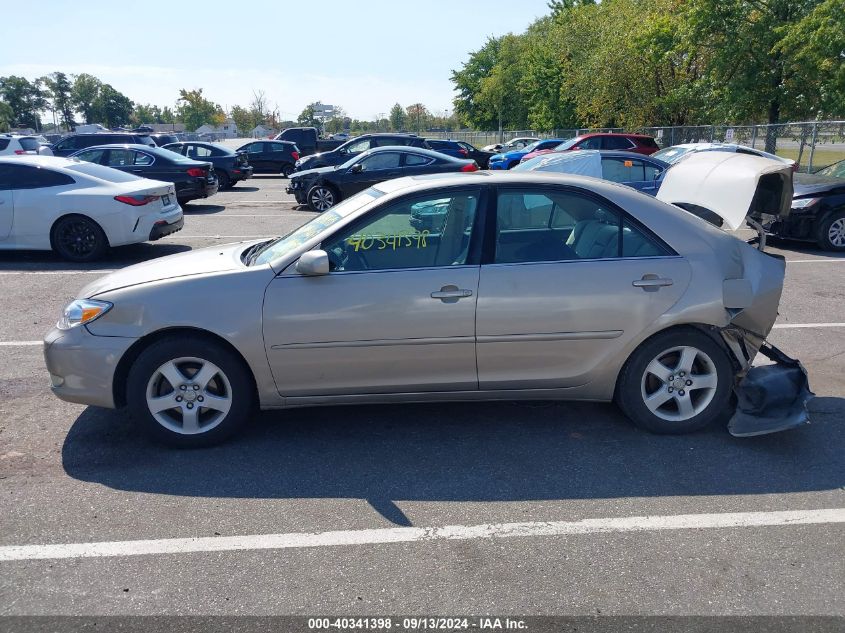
[786, 259, 845, 263]
[0, 508, 842, 562]
[163, 235, 265, 239]
[773, 323, 845, 329]
[0, 341, 41, 347]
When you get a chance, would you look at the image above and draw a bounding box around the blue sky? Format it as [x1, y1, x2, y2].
[1, 0, 552, 120]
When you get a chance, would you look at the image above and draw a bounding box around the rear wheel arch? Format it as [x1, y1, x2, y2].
[112, 327, 258, 408]
[49, 213, 110, 261]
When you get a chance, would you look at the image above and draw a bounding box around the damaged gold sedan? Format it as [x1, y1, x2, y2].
[45, 156, 811, 446]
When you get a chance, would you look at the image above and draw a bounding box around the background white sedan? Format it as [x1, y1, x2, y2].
[0, 156, 183, 261]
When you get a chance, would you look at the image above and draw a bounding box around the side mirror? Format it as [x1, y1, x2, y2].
[295, 250, 330, 276]
[350, 163, 364, 173]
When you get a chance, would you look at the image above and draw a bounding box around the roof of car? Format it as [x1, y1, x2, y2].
[0, 155, 78, 167]
[359, 146, 463, 160]
[527, 149, 669, 165]
[73, 143, 160, 151]
[578, 132, 656, 139]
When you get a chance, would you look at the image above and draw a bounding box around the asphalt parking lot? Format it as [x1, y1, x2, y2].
[0, 172, 843, 616]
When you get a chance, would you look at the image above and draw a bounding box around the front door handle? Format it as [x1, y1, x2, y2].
[633, 274, 673, 292]
[431, 285, 473, 303]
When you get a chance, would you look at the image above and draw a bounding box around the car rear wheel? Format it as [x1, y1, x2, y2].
[817, 210, 845, 251]
[126, 335, 254, 447]
[307, 185, 337, 212]
[50, 215, 109, 262]
[281, 163, 295, 178]
[216, 170, 231, 189]
[616, 328, 733, 434]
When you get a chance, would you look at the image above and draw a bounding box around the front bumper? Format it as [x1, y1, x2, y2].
[286, 181, 309, 204]
[149, 215, 184, 240]
[43, 326, 137, 409]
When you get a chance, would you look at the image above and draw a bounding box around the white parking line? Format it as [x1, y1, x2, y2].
[0, 508, 842, 562]
[786, 259, 845, 263]
[162, 235, 265, 239]
[772, 323, 845, 329]
[0, 341, 41, 346]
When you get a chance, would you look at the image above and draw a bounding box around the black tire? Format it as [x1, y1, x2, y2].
[50, 215, 109, 262]
[307, 184, 338, 212]
[126, 335, 255, 448]
[615, 328, 734, 434]
[281, 163, 295, 178]
[816, 209, 845, 251]
[216, 170, 231, 190]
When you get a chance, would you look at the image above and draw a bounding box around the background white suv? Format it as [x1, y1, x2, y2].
[0, 134, 53, 156]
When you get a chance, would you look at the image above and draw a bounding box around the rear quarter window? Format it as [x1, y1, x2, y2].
[19, 138, 40, 151]
[0, 139, 9, 150]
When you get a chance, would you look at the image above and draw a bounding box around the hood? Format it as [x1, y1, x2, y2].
[657, 152, 793, 230]
[793, 173, 845, 197]
[79, 241, 262, 298]
[291, 165, 337, 180]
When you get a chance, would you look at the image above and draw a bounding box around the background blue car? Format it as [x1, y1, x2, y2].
[514, 150, 670, 195]
[488, 138, 565, 170]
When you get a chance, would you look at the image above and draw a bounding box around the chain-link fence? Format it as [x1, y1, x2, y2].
[425, 120, 845, 172]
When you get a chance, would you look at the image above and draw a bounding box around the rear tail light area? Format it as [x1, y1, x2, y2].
[114, 194, 159, 206]
[291, 151, 300, 161]
[458, 148, 469, 156]
[14, 150, 26, 155]
[186, 167, 206, 177]
[460, 163, 479, 172]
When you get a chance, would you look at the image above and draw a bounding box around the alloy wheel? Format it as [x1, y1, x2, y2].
[828, 218, 845, 248]
[639, 345, 718, 422]
[309, 187, 334, 211]
[145, 357, 232, 435]
[56, 219, 98, 258]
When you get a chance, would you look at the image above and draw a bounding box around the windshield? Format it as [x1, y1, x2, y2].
[553, 137, 581, 151]
[817, 160, 845, 179]
[521, 140, 543, 153]
[250, 188, 383, 266]
[64, 161, 144, 183]
[653, 146, 696, 163]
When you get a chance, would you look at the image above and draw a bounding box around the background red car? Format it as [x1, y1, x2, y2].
[520, 133, 660, 162]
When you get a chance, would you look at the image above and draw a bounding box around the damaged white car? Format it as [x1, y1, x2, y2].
[45, 160, 811, 446]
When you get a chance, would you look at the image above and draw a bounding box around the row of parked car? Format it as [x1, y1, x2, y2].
[283, 131, 845, 252]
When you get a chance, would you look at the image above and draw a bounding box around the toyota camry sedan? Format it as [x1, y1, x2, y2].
[45, 168, 809, 447]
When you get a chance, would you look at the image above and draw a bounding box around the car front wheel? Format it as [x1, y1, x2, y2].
[616, 328, 733, 434]
[126, 335, 254, 447]
[307, 185, 337, 212]
[817, 209, 845, 251]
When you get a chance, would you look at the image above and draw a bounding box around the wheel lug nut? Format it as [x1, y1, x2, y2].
[176, 396, 182, 402]
[180, 385, 187, 391]
[669, 376, 674, 381]
[186, 403, 193, 409]
[668, 387, 674, 393]
[679, 390, 685, 396]
[679, 371, 685, 377]
[197, 396, 204, 402]
[686, 380, 692, 386]
[193, 385, 199, 391]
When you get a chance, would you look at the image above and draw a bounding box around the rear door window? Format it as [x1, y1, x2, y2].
[601, 158, 646, 182]
[19, 138, 40, 151]
[73, 148, 107, 163]
[4, 165, 75, 189]
[106, 149, 133, 167]
[133, 151, 154, 166]
[603, 136, 636, 150]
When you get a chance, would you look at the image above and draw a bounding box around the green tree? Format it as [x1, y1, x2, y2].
[389, 103, 407, 131]
[230, 105, 255, 135]
[0, 76, 47, 130]
[42, 72, 75, 131]
[176, 88, 224, 131]
[160, 106, 176, 124]
[0, 101, 13, 132]
[297, 103, 322, 127]
[451, 36, 503, 129]
[71, 73, 102, 124]
[132, 103, 157, 126]
[405, 103, 430, 132]
[91, 84, 133, 128]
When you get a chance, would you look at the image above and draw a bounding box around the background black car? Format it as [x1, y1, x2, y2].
[293, 134, 430, 172]
[754, 170, 845, 251]
[149, 133, 180, 147]
[236, 140, 300, 177]
[51, 133, 155, 157]
[426, 139, 496, 168]
[164, 141, 253, 189]
[70, 144, 218, 204]
[274, 127, 344, 156]
[287, 146, 478, 212]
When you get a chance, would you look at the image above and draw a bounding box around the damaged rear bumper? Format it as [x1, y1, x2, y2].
[721, 328, 814, 437]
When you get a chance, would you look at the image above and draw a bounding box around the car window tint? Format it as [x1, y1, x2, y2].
[245, 143, 263, 153]
[0, 139, 9, 150]
[344, 139, 371, 153]
[4, 164, 74, 189]
[74, 148, 106, 163]
[189, 145, 213, 158]
[269, 143, 288, 153]
[603, 136, 635, 150]
[19, 138, 40, 151]
[323, 190, 479, 272]
[601, 158, 646, 182]
[133, 151, 154, 166]
[106, 149, 132, 166]
[643, 162, 662, 180]
[405, 153, 433, 166]
[359, 152, 401, 170]
[576, 136, 602, 150]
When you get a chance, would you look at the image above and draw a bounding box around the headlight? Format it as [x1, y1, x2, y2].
[57, 299, 113, 330]
[791, 197, 820, 210]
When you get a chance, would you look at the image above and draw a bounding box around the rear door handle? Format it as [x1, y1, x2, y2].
[633, 274, 673, 291]
[431, 285, 473, 302]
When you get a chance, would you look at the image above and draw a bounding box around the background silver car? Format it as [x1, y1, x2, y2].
[45, 170, 793, 447]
